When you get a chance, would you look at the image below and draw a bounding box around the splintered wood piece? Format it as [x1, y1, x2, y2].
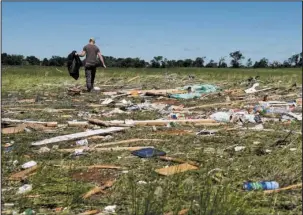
[2, 125, 26, 134]
[127, 76, 140, 83]
[87, 165, 122, 170]
[17, 99, 36, 103]
[58, 146, 154, 153]
[264, 183, 302, 194]
[79, 210, 100, 215]
[9, 166, 38, 181]
[88, 118, 133, 127]
[155, 163, 198, 176]
[31, 127, 127, 146]
[82, 187, 105, 199]
[82, 180, 114, 199]
[2, 118, 57, 127]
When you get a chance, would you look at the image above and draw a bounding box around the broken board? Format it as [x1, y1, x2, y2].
[155, 163, 198, 176]
[31, 127, 127, 146]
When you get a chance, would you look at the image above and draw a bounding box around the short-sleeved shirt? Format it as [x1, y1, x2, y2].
[83, 44, 100, 66]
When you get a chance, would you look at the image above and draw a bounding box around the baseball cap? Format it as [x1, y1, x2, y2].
[89, 38, 95, 43]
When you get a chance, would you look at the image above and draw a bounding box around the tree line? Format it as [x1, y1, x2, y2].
[1, 51, 302, 68]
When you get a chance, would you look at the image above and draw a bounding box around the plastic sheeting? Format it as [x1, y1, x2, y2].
[170, 84, 220, 99]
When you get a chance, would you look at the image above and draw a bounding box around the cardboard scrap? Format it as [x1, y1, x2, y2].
[155, 163, 198, 176]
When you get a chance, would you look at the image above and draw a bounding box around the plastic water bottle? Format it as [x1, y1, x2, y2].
[243, 181, 279, 191]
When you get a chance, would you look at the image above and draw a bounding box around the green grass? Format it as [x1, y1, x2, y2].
[1, 66, 302, 214]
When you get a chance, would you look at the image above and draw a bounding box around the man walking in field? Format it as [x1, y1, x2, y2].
[76, 38, 106, 92]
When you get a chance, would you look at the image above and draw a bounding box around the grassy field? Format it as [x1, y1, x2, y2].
[1, 66, 302, 215]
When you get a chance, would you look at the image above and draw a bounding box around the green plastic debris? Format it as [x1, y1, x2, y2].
[170, 84, 220, 99]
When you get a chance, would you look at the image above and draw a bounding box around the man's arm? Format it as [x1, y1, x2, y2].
[77, 50, 86, 57]
[97, 52, 106, 68]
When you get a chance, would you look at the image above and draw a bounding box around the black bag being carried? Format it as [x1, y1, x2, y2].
[67, 51, 83, 80]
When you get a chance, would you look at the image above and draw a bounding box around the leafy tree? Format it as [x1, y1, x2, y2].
[218, 57, 227, 68]
[205, 59, 217, 68]
[253, 58, 269, 68]
[49, 56, 65, 66]
[183, 59, 193, 67]
[271, 61, 281, 69]
[282, 60, 292, 68]
[26, 56, 40, 65]
[229, 51, 245, 68]
[246, 58, 253, 68]
[193, 57, 206, 67]
[150, 56, 163, 68]
[42, 58, 49, 66]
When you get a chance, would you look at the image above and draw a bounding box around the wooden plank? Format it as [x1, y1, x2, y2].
[126, 89, 186, 95]
[2, 118, 57, 127]
[2, 125, 26, 134]
[155, 163, 198, 176]
[9, 166, 38, 181]
[88, 118, 134, 127]
[127, 76, 140, 83]
[17, 99, 36, 103]
[79, 210, 100, 215]
[98, 119, 218, 127]
[53, 164, 123, 170]
[31, 127, 128, 146]
[87, 165, 123, 170]
[58, 146, 154, 153]
[83, 180, 114, 199]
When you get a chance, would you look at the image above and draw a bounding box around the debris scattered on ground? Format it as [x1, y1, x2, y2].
[243, 181, 279, 191]
[264, 183, 302, 194]
[21, 161, 37, 169]
[17, 184, 33, 194]
[155, 163, 199, 176]
[82, 180, 114, 199]
[9, 166, 38, 181]
[31, 127, 128, 146]
[2, 76, 302, 214]
[131, 148, 166, 158]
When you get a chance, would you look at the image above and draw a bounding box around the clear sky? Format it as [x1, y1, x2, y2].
[2, 2, 302, 63]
